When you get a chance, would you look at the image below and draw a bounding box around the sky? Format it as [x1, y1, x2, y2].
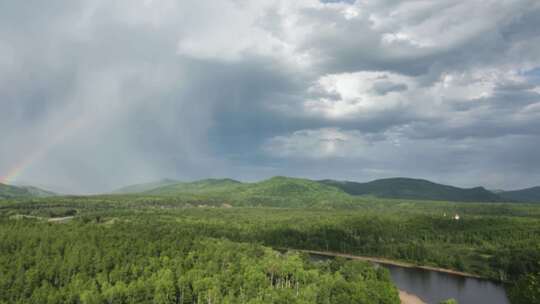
[1, 0, 540, 193]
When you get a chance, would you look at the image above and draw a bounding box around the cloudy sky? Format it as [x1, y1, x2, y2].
[2, 0, 540, 193]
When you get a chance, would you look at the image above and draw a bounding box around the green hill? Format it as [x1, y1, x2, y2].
[0, 183, 56, 199]
[123, 176, 513, 206]
[230, 176, 352, 207]
[146, 178, 243, 195]
[113, 179, 179, 194]
[0, 183, 31, 199]
[498, 186, 540, 203]
[320, 177, 505, 202]
[18, 186, 56, 197]
[146, 177, 353, 208]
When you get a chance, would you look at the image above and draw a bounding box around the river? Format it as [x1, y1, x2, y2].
[306, 251, 510, 304]
[384, 263, 510, 304]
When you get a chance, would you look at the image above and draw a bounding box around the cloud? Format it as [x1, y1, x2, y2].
[371, 81, 408, 95]
[263, 128, 375, 159]
[1, 0, 540, 192]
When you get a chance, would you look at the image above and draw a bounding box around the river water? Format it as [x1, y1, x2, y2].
[384, 263, 510, 304]
[308, 253, 510, 304]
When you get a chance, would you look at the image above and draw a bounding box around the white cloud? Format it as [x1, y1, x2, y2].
[263, 128, 401, 159]
[368, 1, 538, 50]
[303, 71, 413, 119]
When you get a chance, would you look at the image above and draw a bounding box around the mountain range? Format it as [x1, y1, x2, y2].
[112, 178, 179, 194]
[2, 177, 540, 203]
[497, 186, 540, 203]
[120, 177, 352, 208]
[115, 176, 540, 204]
[319, 178, 503, 202]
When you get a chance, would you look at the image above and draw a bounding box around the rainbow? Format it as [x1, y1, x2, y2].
[1, 155, 36, 185]
[0, 118, 86, 185]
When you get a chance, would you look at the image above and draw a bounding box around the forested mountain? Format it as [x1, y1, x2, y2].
[230, 176, 352, 208]
[146, 178, 242, 195]
[0, 183, 56, 199]
[146, 176, 353, 208]
[0, 183, 31, 199]
[113, 176, 518, 204]
[19, 185, 57, 197]
[498, 186, 540, 203]
[320, 178, 505, 202]
[112, 179, 179, 194]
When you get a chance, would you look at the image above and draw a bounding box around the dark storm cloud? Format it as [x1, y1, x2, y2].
[371, 81, 408, 95]
[1, 0, 540, 192]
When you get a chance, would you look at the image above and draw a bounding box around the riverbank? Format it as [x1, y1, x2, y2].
[286, 248, 484, 279]
[399, 290, 426, 304]
[10, 214, 74, 223]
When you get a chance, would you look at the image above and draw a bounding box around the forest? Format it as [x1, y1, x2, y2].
[0, 219, 400, 304]
[1, 193, 539, 303]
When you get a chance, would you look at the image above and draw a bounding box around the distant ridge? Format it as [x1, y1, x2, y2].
[112, 176, 521, 204]
[18, 185, 56, 197]
[0, 183, 56, 199]
[227, 176, 351, 207]
[319, 177, 505, 202]
[146, 178, 242, 195]
[498, 186, 540, 203]
[140, 176, 352, 208]
[113, 179, 179, 194]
